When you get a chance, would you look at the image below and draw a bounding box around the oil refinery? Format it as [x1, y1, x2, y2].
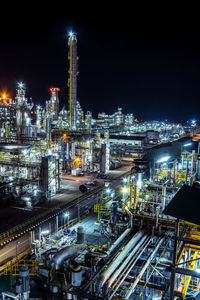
[1, 31, 200, 300]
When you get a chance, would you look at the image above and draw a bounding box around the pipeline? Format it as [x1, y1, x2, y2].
[124, 207, 133, 228]
[90, 228, 131, 258]
[107, 234, 149, 289]
[106, 228, 131, 255]
[108, 236, 151, 300]
[96, 231, 144, 292]
[124, 237, 164, 299]
[162, 179, 170, 211]
[53, 244, 88, 270]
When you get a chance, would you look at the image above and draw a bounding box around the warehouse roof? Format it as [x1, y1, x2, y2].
[163, 185, 200, 226]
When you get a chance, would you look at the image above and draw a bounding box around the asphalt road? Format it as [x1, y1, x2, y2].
[0, 163, 132, 266]
[0, 168, 130, 266]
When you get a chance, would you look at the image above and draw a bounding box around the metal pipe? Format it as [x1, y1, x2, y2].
[108, 237, 151, 300]
[124, 207, 133, 228]
[124, 237, 164, 299]
[162, 179, 169, 211]
[107, 234, 148, 288]
[97, 231, 144, 291]
[53, 244, 88, 270]
[106, 228, 131, 256]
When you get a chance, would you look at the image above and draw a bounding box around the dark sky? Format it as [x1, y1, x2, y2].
[0, 6, 199, 123]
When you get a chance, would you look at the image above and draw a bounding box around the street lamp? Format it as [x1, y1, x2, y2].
[106, 188, 111, 195]
[121, 186, 129, 200]
[157, 156, 171, 163]
[123, 178, 128, 184]
[183, 142, 192, 147]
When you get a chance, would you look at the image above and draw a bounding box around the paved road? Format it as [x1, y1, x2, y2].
[0, 166, 132, 266]
[0, 167, 133, 265]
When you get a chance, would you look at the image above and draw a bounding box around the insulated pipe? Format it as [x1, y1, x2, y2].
[108, 237, 151, 300]
[162, 179, 169, 211]
[90, 228, 131, 258]
[124, 207, 133, 228]
[124, 237, 164, 299]
[53, 244, 87, 270]
[106, 228, 131, 256]
[107, 234, 148, 288]
[97, 231, 144, 291]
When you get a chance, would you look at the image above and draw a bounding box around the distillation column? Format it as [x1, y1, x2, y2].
[68, 32, 78, 130]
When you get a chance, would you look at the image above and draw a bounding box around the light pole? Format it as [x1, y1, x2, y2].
[64, 212, 69, 227]
[16, 241, 20, 259]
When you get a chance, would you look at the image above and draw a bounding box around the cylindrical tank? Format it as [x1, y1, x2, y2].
[76, 226, 84, 244]
[70, 260, 82, 287]
[71, 270, 82, 287]
[19, 266, 29, 277]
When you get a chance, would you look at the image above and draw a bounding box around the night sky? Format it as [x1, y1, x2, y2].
[0, 7, 199, 123]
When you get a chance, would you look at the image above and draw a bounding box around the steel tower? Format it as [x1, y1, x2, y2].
[68, 32, 78, 130]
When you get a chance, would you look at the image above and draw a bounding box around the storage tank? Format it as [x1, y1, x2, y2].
[76, 226, 84, 244]
[70, 260, 82, 287]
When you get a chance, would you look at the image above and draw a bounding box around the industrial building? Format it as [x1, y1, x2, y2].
[1, 31, 200, 300]
[0, 32, 110, 200]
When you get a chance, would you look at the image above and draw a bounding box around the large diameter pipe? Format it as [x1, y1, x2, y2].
[90, 228, 131, 258]
[106, 228, 131, 255]
[53, 244, 87, 270]
[124, 237, 164, 299]
[108, 237, 151, 300]
[107, 234, 148, 289]
[97, 231, 144, 291]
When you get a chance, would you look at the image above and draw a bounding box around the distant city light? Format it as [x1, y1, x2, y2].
[157, 156, 171, 163]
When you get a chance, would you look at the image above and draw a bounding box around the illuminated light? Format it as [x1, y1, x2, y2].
[106, 188, 111, 194]
[64, 212, 69, 217]
[123, 177, 128, 184]
[121, 186, 129, 194]
[68, 31, 74, 37]
[137, 179, 142, 189]
[18, 82, 24, 89]
[196, 268, 200, 273]
[2, 93, 6, 99]
[73, 156, 82, 166]
[157, 156, 171, 163]
[184, 142, 192, 147]
[41, 230, 50, 235]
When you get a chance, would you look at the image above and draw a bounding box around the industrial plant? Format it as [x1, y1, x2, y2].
[1, 31, 200, 300]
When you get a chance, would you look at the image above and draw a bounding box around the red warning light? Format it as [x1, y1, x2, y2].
[49, 87, 60, 92]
